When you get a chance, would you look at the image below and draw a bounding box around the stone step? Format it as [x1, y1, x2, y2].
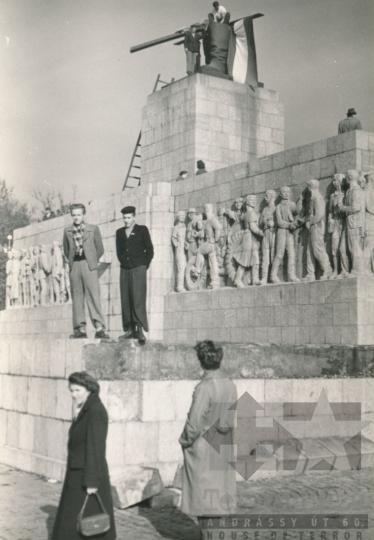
[1, 334, 373, 380]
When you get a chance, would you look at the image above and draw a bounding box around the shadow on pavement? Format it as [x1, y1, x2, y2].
[40, 505, 57, 540]
[138, 506, 201, 540]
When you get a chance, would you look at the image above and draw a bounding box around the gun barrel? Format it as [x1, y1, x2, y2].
[130, 14, 264, 53]
[130, 32, 184, 53]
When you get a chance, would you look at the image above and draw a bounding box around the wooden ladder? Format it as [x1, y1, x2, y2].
[122, 74, 175, 191]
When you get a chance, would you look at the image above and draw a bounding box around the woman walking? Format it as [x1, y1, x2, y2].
[179, 341, 237, 539]
[52, 372, 116, 540]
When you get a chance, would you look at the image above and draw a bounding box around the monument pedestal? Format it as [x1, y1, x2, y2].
[164, 277, 374, 346]
[141, 74, 284, 184]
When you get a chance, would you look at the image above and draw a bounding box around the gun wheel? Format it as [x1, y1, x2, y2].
[185, 256, 208, 291]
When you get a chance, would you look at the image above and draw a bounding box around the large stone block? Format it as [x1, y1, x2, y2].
[27, 377, 43, 416]
[9, 340, 22, 375]
[65, 340, 84, 376]
[0, 340, 10, 374]
[107, 381, 140, 422]
[55, 379, 73, 421]
[141, 381, 176, 422]
[157, 421, 185, 463]
[19, 413, 35, 452]
[37, 378, 57, 419]
[50, 340, 67, 378]
[33, 415, 49, 456]
[106, 422, 126, 468]
[0, 410, 7, 445]
[34, 340, 50, 377]
[47, 419, 69, 462]
[13, 376, 28, 413]
[2, 374, 14, 410]
[6, 410, 20, 447]
[124, 422, 159, 465]
[110, 467, 164, 509]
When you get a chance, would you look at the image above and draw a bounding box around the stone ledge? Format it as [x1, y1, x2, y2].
[81, 340, 374, 381]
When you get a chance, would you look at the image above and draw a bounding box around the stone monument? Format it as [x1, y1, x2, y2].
[270, 186, 299, 284]
[338, 169, 365, 276]
[259, 189, 277, 285]
[172, 211, 187, 292]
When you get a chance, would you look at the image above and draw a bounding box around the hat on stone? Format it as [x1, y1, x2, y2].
[347, 108, 357, 115]
[121, 206, 136, 215]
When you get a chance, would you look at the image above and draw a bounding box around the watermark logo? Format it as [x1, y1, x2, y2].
[202, 388, 370, 480]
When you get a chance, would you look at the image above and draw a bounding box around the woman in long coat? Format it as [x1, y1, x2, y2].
[52, 372, 116, 540]
[179, 341, 237, 537]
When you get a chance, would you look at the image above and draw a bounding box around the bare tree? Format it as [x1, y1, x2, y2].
[30, 186, 55, 209]
[30, 184, 80, 217]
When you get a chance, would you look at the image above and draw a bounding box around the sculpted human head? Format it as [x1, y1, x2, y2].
[307, 179, 319, 192]
[7, 251, 13, 260]
[346, 170, 360, 184]
[33, 246, 40, 255]
[188, 208, 197, 220]
[365, 172, 374, 188]
[333, 174, 345, 190]
[176, 211, 186, 223]
[40, 244, 47, 253]
[203, 203, 214, 218]
[265, 190, 276, 203]
[280, 186, 290, 200]
[245, 195, 256, 208]
[234, 197, 243, 211]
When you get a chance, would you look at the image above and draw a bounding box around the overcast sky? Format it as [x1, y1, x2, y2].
[0, 0, 373, 206]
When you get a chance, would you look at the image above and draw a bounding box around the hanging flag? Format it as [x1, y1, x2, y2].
[227, 15, 262, 88]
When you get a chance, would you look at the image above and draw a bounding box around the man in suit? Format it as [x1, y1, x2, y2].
[116, 206, 154, 345]
[338, 108, 362, 134]
[63, 203, 109, 339]
[184, 24, 203, 75]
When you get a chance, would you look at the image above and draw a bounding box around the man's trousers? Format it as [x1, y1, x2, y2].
[339, 224, 364, 275]
[186, 51, 197, 74]
[120, 265, 148, 332]
[70, 259, 106, 331]
[306, 225, 332, 277]
[271, 228, 296, 278]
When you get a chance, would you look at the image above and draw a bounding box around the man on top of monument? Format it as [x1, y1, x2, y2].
[63, 204, 109, 340]
[184, 24, 204, 76]
[210, 2, 229, 23]
[196, 160, 208, 175]
[116, 206, 154, 345]
[338, 108, 362, 134]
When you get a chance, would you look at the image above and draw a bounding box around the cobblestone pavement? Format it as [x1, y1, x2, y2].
[0, 464, 372, 540]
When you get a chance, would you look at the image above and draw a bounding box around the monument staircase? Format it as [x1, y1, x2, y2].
[1, 74, 374, 507]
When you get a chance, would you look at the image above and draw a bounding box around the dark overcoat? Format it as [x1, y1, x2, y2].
[52, 394, 116, 540]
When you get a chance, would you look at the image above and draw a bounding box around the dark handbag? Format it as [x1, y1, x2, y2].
[77, 493, 111, 537]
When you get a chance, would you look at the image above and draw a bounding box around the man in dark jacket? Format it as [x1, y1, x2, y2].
[184, 24, 203, 75]
[338, 108, 362, 134]
[63, 203, 109, 339]
[116, 206, 154, 345]
[42, 206, 56, 221]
